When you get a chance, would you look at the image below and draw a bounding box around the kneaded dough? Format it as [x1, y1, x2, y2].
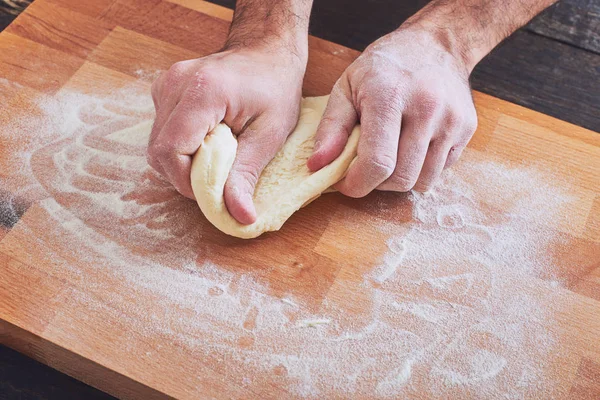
[190, 95, 360, 239]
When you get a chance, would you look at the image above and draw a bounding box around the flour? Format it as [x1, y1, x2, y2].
[281, 298, 299, 307]
[376, 355, 418, 395]
[0, 78, 578, 398]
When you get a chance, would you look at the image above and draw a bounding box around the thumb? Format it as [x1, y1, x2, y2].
[307, 76, 358, 172]
[224, 117, 289, 225]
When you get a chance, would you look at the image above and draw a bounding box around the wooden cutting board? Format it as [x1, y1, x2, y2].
[1, 0, 599, 398]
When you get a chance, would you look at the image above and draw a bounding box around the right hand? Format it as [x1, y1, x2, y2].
[148, 46, 306, 224]
[308, 28, 478, 196]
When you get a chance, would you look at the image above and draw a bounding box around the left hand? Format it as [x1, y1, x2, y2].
[308, 26, 478, 195]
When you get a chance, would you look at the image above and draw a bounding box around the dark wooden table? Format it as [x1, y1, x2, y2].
[0, 0, 598, 399]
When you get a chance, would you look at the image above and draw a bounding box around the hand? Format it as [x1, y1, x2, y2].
[308, 27, 478, 195]
[148, 46, 306, 224]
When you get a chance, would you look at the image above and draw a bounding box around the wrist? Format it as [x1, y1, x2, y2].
[223, 33, 309, 67]
[402, 1, 496, 73]
[223, 0, 311, 66]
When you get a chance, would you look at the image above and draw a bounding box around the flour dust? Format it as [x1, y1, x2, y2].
[0, 78, 577, 398]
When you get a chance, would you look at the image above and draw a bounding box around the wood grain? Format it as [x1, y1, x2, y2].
[0, 0, 598, 399]
[528, 0, 600, 54]
[471, 29, 600, 133]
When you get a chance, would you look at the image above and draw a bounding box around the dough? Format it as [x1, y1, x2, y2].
[190, 95, 360, 239]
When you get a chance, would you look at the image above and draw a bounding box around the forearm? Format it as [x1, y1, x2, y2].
[405, 0, 558, 71]
[224, 0, 313, 62]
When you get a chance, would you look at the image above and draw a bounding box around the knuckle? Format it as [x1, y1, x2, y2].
[331, 75, 349, 97]
[151, 72, 168, 106]
[190, 70, 211, 88]
[413, 182, 431, 193]
[344, 187, 369, 199]
[416, 175, 438, 192]
[362, 85, 404, 115]
[445, 111, 464, 131]
[380, 101, 404, 123]
[445, 146, 465, 168]
[380, 85, 404, 107]
[151, 92, 159, 109]
[185, 70, 219, 102]
[389, 172, 416, 192]
[167, 61, 187, 79]
[146, 144, 157, 161]
[151, 74, 163, 96]
[147, 138, 170, 162]
[465, 111, 478, 134]
[159, 62, 189, 93]
[146, 147, 161, 167]
[146, 147, 162, 172]
[437, 129, 452, 143]
[369, 153, 396, 179]
[414, 88, 443, 120]
[439, 108, 478, 143]
[161, 65, 185, 90]
[234, 162, 261, 189]
[338, 176, 371, 198]
[146, 152, 160, 172]
[450, 143, 466, 155]
[449, 144, 464, 155]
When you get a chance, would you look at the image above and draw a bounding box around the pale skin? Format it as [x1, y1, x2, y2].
[148, 0, 558, 224]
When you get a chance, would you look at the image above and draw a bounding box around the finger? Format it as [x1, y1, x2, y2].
[442, 114, 476, 170]
[224, 117, 289, 225]
[445, 144, 466, 169]
[151, 71, 166, 109]
[148, 102, 178, 177]
[148, 121, 167, 176]
[307, 76, 358, 171]
[148, 72, 182, 176]
[148, 61, 200, 147]
[413, 140, 452, 192]
[439, 100, 477, 170]
[378, 113, 437, 192]
[150, 94, 223, 199]
[335, 96, 402, 197]
[149, 101, 185, 151]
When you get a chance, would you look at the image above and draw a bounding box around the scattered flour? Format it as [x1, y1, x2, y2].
[0, 77, 578, 398]
[281, 298, 299, 307]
